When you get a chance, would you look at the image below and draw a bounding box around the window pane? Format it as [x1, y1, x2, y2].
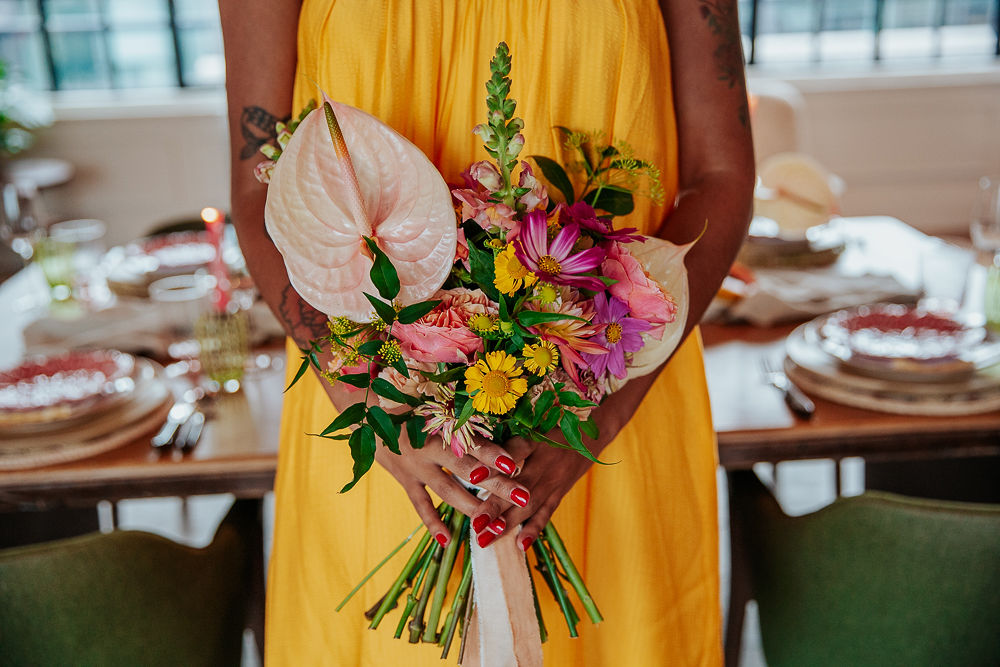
[881, 0, 936, 59]
[179, 27, 224, 87]
[755, 0, 816, 64]
[0, 32, 49, 89]
[106, 0, 168, 26]
[109, 29, 174, 88]
[50, 30, 109, 89]
[174, 0, 220, 24]
[944, 0, 991, 25]
[0, 0, 40, 32]
[45, 0, 101, 31]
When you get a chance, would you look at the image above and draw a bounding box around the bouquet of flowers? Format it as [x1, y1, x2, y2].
[258, 43, 694, 664]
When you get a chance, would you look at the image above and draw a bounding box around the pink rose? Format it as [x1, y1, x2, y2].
[393, 288, 498, 363]
[601, 242, 677, 337]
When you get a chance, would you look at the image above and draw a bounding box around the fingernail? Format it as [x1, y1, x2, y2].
[469, 466, 489, 485]
[510, 488, 529, 507]
[477, 530, 497, 548]
[520, 536, 535, 551]
[472, 514, 491, 534]
[488, 517, 506, 534]
[495, 455, 516, 475]
[435, 532, 448, 547]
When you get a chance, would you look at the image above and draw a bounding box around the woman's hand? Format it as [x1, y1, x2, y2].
[375, 431, 534, 545]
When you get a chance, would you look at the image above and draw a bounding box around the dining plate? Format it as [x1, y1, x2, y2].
[0, 350, 137, 430]
[814, 303, 995, 382]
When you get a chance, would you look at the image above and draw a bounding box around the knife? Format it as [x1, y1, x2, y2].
[151, 402, 195, 450]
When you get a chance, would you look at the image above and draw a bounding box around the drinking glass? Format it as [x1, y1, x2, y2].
[0, 182, 43, 261]
[149, 274, 212, 359]
[970, 176, 1000, 331]
[195, 310, 249, 392]
[47, 219, 108, 304]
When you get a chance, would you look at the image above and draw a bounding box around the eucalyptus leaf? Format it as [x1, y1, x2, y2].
[529, 155, 575, 204]
[363, 237, 401, 300]
[341, 425, 377, 493]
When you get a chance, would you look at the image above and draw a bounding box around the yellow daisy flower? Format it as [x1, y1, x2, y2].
[522, 341, 559, 376]
[464, 350, 528, 415]
[468, 312, 497, 334]
[494, 244, 538, 296]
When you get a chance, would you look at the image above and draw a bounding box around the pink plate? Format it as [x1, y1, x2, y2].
[0, 350, 136, 426]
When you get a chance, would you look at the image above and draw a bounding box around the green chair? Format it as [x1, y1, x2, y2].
[0, 499, 256, 666]
[729, 469, 1000, 667]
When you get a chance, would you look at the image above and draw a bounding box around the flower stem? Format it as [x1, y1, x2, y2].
[336, 521, 422, 612]
[394, 538, 439, 639]
[526, 555, 548, 644]
[439, 550, 473, 659]
[423, 512, 467, 642]
[532, 538, 578, 637]
[407, 542, 444, 642]
[544, 523, 603, 624]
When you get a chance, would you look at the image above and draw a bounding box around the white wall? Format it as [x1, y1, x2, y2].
[13, 68, 1000, 244]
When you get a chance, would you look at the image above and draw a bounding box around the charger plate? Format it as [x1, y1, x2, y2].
[0, 359, 172, 470]
[785, 323, 1000, 416]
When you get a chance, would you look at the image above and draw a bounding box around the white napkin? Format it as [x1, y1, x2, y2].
[728, 267, 918, 327]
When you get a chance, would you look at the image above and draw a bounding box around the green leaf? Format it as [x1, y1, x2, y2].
[455, 394, 476, 429]
[537, 404, 561, 434]
[557, 391, 598, 409]
[320, 402, 367, 436]
[285, 355, 311, 392]
[367, 405, 401, 454]
[406, 416, 427, 450]
[396, 300, 441, 324]
[530, 155, 575, 204]
[468, 241, 500, 301]
[532, 391, 557, 427]
[517, 310, 587, 327]
[364, 293, 397, 325]
[391, 358, 409, 377]
[358, 340, 383, 356]
[513, 395, 533, 425]
[306, 432, 352, 441]
[583, 187, 634, 216]
[579, 416, 599, 440]
[363, 237, 401, 300]
[370, 377, 421, 407]
[418, 367, 467, 383]
[341, 425, 377, 492]
[559, 411, 602, 465]
[338, 372, 371, 389]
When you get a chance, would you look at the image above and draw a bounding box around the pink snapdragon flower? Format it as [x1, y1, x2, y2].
[581, 293, 651, 379]
[517, 162, 548, 211]
[514, 210, 606, 292]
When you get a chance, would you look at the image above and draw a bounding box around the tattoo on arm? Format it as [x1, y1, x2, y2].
[239, 105, 287, 161]
[279, 284, 330, 345]
[698, 0, 750, 127]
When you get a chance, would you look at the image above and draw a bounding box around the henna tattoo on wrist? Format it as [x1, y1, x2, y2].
[239, 105, 287, 161]
[698, 0, 751, 127]
[279, 284, 329, 345]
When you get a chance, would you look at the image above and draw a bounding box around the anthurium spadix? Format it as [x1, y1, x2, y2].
[264, 94, 457, 322]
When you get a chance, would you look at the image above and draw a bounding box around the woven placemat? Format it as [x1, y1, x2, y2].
[0, 361, 173, 470]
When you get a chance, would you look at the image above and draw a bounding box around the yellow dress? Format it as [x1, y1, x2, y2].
[267, 1, 722, 664]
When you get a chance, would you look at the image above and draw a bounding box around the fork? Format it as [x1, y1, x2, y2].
[759, 357, 815, 419]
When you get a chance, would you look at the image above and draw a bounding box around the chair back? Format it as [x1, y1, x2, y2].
[730, 469, 1000, 667]
[0, 501, 253, 666]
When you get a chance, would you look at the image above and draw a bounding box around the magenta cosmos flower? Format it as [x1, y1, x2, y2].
[581, 293, 651, 379]
[514, 210, 606, 291]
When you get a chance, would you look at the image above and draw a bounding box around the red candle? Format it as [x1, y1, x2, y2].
[201, 207, 230, 313]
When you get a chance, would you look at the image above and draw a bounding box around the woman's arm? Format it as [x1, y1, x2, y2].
[480, 0, 754, 548]
[219, 2, 531, 540]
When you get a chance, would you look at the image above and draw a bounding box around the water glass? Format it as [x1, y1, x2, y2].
[195, 310, 250, 392]
[47, 218, 108, 303]
[149, 274, 212, 358]
[970, 175, 1000, 256]
[918, 239, 972, 314]
[0, 182, 43, 261]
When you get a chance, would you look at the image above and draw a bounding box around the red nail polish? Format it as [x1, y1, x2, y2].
[435, 533, 448, 547]
[469, 466, 489, 485]
[495, 455, 516, 475]
[510, 488, 529, 507]
[520, 536, 535, 551]
[477, 530, 497, 548]
[472, 514, 490, 534]
[488, 517, 506, 534]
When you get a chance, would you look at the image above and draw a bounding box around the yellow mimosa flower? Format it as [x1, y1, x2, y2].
[464, 350, 528, 415]
[493, 244, 538, 296]
[522, 341, 559, 376]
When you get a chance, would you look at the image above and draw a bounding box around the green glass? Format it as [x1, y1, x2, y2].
[33, 237, 75, 301]
[195, 310, 249, 388]
[985, 259, 1000, 333]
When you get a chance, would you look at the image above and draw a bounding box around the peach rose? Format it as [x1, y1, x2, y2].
[601, 242, 677, 338]
[393, 288, 498, 364]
